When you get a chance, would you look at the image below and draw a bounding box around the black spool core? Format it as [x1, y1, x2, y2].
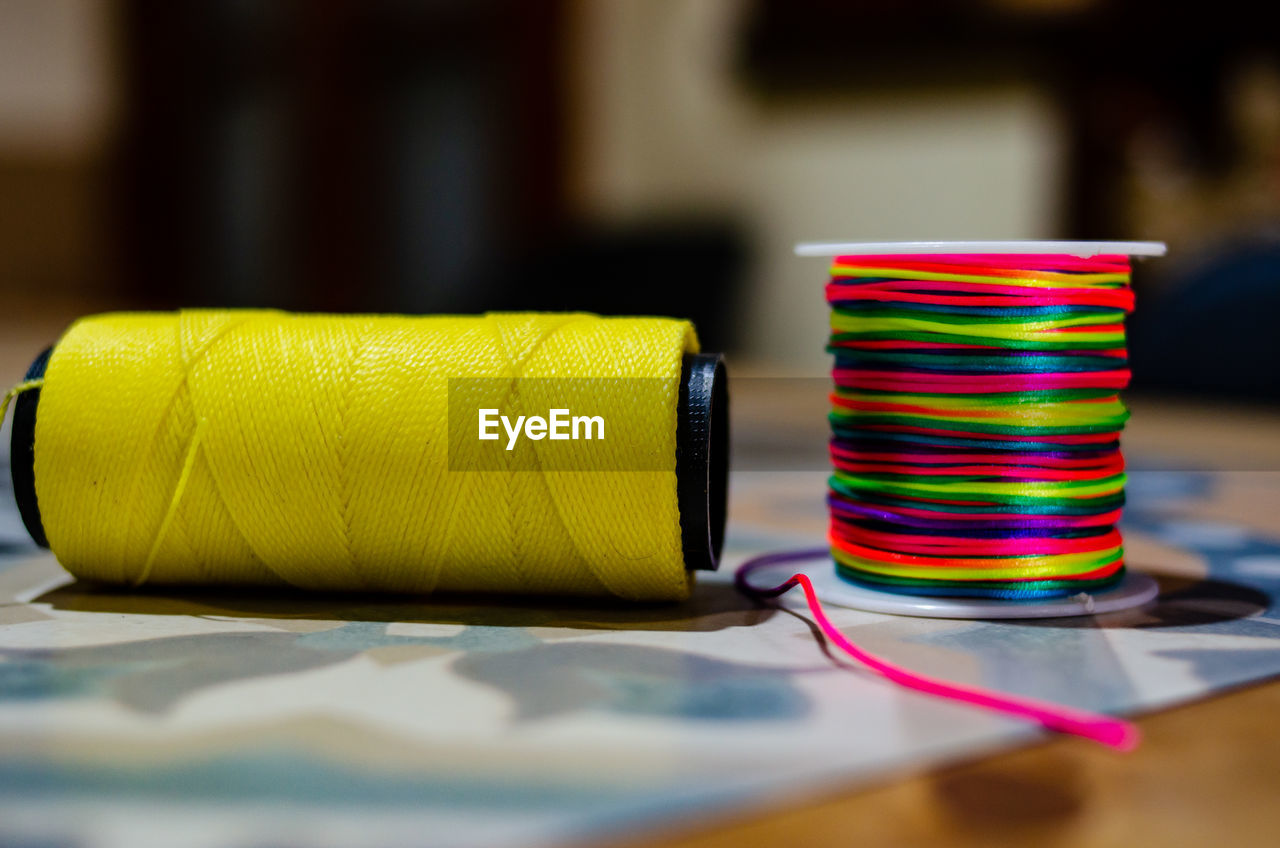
[11, 347, 50, 548]
[9, 347, 730, 573]
[677, 353, 728, 572]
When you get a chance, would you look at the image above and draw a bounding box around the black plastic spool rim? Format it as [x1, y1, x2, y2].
[10, 347, 729, 572]
[677, 352, 729, 572]
[11, 347, 50, 548]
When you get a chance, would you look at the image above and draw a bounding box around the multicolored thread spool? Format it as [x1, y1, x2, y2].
[732, 241, 1165, 749]
[3, 311, 728, 602]
[745, 241, 1165, 619]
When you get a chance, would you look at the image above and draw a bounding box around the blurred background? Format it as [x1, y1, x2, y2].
[1, 0, 1279, 395]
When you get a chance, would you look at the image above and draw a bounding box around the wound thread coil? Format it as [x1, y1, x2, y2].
[9, 310, 727, 601]
[825, 253, 1134, 598]
[725, 244, 1159, 750]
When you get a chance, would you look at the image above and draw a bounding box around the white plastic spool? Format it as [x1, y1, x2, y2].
[795, 240, 1167, 258]
[795, 240, 1166, 619]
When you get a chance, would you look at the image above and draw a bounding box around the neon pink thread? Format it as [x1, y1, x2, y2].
[735, 550, 1139, 751]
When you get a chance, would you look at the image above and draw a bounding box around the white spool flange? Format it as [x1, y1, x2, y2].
[794, 240, 1167, 258]
[744, 551, 1159, 620]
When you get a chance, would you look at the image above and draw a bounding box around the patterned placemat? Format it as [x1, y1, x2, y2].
[1, 461, 1278, 848]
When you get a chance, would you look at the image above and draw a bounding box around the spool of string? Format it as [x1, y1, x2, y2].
[2, 310, 727, 602]
[825, 253, 1132, 598]
[736, 251, 1140, 750]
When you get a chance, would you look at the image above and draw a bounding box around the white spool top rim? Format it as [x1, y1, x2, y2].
[794, 240, 1167, 259]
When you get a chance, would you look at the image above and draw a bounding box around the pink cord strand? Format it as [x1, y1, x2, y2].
[735, 552, 1139, 751]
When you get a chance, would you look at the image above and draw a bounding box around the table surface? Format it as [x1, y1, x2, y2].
[611, 370, 1280, 847]
[608, 682, 1280, 848]
[5, 303, 1280, 847]
[625, 373, 1280, 846]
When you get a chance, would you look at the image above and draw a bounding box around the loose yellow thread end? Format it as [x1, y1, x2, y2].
[0, 379, 44, 423]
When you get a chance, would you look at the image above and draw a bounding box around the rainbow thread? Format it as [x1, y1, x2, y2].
[825, 253, 1133, 599]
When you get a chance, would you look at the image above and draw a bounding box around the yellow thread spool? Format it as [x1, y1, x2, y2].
[8, 310, 728, 602]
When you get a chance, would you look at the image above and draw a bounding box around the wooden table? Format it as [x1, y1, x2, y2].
[607, 679, 1280, 847]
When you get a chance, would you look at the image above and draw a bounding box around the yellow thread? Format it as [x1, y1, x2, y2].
[0, 379, 44, 422]
[33, 311, 699, 601]
[135, 418, 207, 588]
